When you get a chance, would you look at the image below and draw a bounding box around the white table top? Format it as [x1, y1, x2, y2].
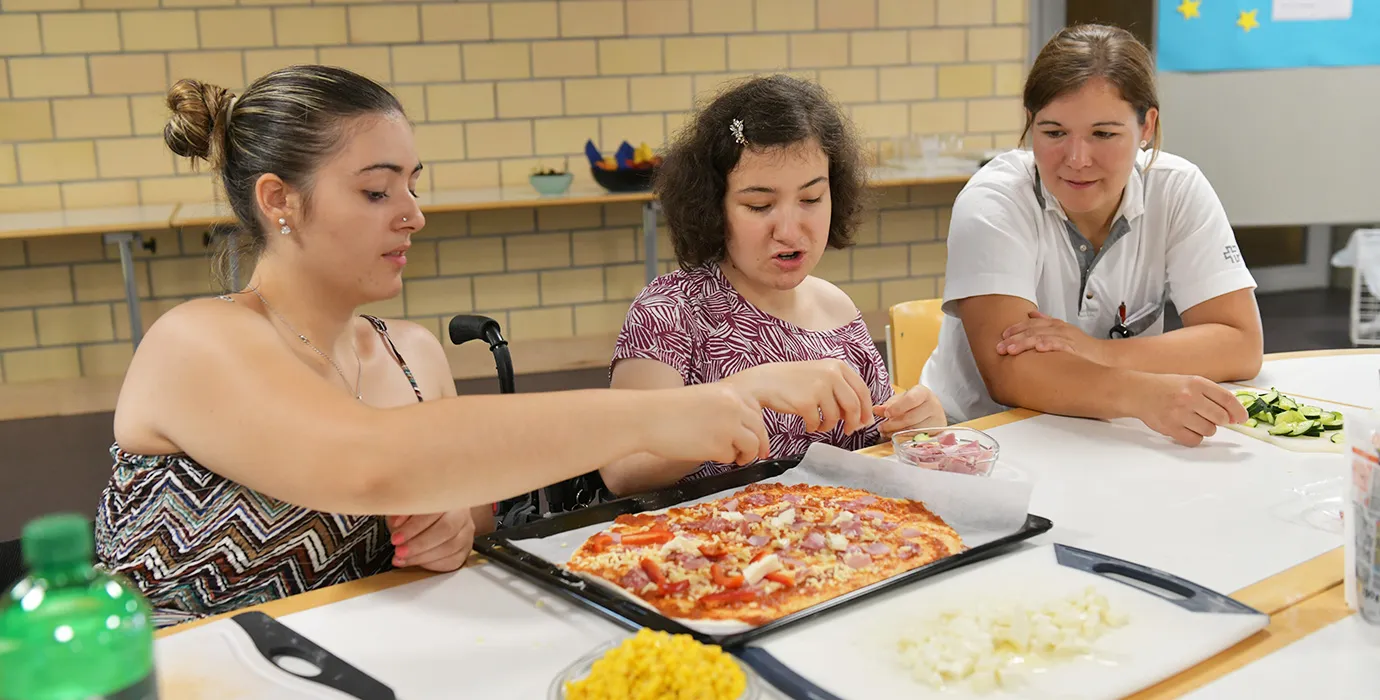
[155, 351, 1372, 699]
[1235, 351, 1380, 409]
[984, 411, 1344, 596]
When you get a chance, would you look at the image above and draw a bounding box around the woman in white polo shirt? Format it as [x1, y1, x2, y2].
[922, 24, 1263, 446]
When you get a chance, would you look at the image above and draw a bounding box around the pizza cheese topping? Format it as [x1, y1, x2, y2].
[566, 483, 966, 624]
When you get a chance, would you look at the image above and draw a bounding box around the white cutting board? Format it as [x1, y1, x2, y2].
[746, 544, 1268, 700]
[1223, 422, 1343, 453]
[1221, 390, 1352, 454]
[157, 612, 383, 700]
[155, 565, 629, 699]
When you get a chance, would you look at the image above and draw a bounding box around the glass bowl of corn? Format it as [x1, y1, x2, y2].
[549, 628, 762, 699]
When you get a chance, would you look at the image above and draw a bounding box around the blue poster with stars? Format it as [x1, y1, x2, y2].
[1157, 0, 1380, 72]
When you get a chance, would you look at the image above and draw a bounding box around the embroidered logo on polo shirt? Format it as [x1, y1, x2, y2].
[1223, 244, 1242, 264]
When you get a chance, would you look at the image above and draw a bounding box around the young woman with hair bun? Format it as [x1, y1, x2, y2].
[96, 65, 776, 626]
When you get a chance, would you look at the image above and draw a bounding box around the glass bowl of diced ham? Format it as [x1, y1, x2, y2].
[891, 427, 999, 476]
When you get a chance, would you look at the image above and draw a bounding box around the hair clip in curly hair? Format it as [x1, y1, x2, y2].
[730, 118, 746, 146]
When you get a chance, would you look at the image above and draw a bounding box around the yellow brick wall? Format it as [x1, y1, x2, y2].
[0, 0, 1027, 383]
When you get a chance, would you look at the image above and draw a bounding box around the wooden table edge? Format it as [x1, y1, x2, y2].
[1230, 547, 1343, 615]
[1258, 348, 1380, 361]
[154, 567, 441, 639]
[1125, 584, 1353, 699]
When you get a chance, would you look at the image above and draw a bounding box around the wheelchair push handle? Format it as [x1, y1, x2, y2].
[447, 315, 514, 396]
[448, 315, 507, 349]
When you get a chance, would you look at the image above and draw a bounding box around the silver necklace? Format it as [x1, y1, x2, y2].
[251, 288, 363, 401]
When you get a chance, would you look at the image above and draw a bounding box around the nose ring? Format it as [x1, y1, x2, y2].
[402, 217, 408, 222]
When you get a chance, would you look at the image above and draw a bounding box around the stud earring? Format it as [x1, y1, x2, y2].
[1139, 140, 1148, 148]
[278, 217, 291, 235]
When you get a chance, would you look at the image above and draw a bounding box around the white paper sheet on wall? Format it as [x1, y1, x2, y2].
[1273, 0, 1353, 21]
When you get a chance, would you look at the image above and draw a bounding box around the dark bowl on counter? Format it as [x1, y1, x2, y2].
[591, 166, 657, 193]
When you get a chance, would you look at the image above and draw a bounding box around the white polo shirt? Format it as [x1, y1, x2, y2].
[920, 148, 1257, 423]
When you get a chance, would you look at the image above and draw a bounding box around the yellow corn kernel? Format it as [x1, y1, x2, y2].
[564, 628, 747, 699]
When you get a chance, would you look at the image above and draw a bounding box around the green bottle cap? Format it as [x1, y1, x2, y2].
[21, 513, 93, 570]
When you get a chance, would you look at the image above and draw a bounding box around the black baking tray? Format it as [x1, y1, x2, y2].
[473, 455, 1052, 648]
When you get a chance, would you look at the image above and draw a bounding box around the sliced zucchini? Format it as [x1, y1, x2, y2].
[1247, 392, 1344, 441]
[1275, 410, 1306, 426]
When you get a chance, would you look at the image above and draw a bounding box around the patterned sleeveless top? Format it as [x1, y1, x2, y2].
[613, 264, 893, 481]
[95, 314, 425, 628]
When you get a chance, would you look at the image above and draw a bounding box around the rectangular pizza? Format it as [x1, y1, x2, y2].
[564, 482, 966, 625]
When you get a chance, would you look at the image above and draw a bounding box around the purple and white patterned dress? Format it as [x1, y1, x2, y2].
[613, 264, 894, 481]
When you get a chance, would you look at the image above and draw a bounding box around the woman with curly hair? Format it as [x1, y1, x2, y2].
[601, 75, 947, 496]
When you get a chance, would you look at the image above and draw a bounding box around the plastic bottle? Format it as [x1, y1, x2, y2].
[1344, 378, 1380, 625]
[0, 513, 158, 699]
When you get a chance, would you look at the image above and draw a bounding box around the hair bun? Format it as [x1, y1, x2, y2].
[164, 78, 234, 165]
